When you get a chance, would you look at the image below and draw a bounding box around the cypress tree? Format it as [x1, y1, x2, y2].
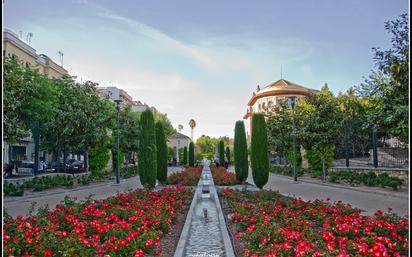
[225, 146, 231, 165]
[188, 142, 195, 167]
[234, 121, 248, 183]
[183, 146, 188, 165]
[219, 140, 225, 165]
[138, 110, 157, 189]
[155, 122, 167, 184]
[251, 113, 269, 189]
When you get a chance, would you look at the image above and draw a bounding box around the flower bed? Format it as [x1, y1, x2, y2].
[166, 166, 203, 186]
[3, 187, 193, 257]
[221, 189, 408, 257]
[210, 165, 238, 186]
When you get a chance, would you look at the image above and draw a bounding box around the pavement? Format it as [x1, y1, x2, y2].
[3, 166, 185, 218]
[227, 166, 409, 217]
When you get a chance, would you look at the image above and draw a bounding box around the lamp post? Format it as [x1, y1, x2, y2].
[114, 99, 122, 184]
[288, 96, 297, 182]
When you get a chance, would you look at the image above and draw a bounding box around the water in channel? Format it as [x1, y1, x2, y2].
[183, 198, 225, 257]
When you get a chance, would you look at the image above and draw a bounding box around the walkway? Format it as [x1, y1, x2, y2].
[228, 167, 409, 217]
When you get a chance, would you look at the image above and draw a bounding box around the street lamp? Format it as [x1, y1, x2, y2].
[114, 99, 122, 184]
[288, 96, 297, 182]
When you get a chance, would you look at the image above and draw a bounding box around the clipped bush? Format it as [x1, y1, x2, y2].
[188, 142, 195, 167]
[251, 113, 269, 189]
[219, 140, 225, 165]
[183, 146, 188, 165]
[138, 110, 157, 189]
[234, 121, 248, 183]
[155, 122, 168, 184]
[225, 146, 231, 165]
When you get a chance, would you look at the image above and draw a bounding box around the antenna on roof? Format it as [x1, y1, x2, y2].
[18, 31, 23, 39]
[58, 51, 64, 67]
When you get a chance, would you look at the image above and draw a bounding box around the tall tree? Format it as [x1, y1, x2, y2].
[138, 110, 157, 189]
[155, 122, 168, 184]
[357, 14, 409, 143]
[183, 146, 188, 165]
[234, 121, 248, 183]
[218, 140, 225, 165]
[251, 113, 269, 189]
[297, 84, 342, 180]
[188, 142, 195, 167]
[225, 146, 231, 165]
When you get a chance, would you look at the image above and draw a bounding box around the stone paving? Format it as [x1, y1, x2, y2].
[227, 166, 409, 217]
[3, 166, 184, 218]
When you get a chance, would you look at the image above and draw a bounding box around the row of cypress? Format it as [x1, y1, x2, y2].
[138, 109, 168, 189]
[180, 142, 195, 166]
[233, 113, 269, 189]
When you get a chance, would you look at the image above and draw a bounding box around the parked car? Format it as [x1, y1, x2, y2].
[15, 160, 35, 176]
[66, 159, 85, 173]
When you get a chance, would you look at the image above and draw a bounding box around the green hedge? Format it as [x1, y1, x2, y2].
[155, 122, 168, 183]
[251, 113, 269, 189]
[329, 170, 403, 190]
[189, 142, 195, 167]
[138, 110, 157, 189]
[270, 165, 304, 177]
[89, 145, 110, 175]
[234, 121, 248, 183]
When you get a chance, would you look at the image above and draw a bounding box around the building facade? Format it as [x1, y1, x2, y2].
[243, 79, 318, 143]
[3, 29, 68, 165]
[167, 132, 192, 163]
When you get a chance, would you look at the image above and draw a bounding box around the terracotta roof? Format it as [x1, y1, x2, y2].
[170, 132, 191, 140]
[247, 79, 318, 106]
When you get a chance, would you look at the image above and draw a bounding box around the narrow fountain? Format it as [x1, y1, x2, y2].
[174, 160, 235, 257]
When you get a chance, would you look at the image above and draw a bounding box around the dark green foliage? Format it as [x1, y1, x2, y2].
[251, 114, 269, 189]
[234, 121, 249, 183]
[138, 110, 157, 189]
[155, 122, 168, 183]
[189, 142, 195, 167]
[219, 140, 225, 165]
[305, 147, 334, 174]
[286, 147, 302, 167]
[121, 165, 139, 178]
[3, 182, 24, 196]
[89, 145, 110, 176]
[269, 165, 304, 177]
[329, 170, 403, 190]
[183, 146, 188, 165]
[225, 146, 231, 165]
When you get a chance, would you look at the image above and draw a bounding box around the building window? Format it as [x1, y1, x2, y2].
[25, 62, 30, 69]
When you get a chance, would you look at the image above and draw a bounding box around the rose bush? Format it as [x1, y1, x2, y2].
[4, 187, 193, 257]
[222, 189, 408, 257]
[166, 166, 203, 186]
[210, 165, 238, 186]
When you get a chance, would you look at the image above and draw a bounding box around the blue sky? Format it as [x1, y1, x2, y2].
[3, 0, 408, 140]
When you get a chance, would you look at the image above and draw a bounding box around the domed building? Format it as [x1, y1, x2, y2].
[243, 79, 319, 142]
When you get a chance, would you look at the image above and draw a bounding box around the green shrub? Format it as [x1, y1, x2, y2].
[234, 121, 248, 183]
[225, 146, 231, 165]
[155, 122, 168, 184]
[286, 147, 302, 167]
[138, 110, 157, 189]
[183, 146, 188, 165]
[121, 165, 139, 178]
[269, 165, 304, 177]
[328, 170, 403, 190]
[189, 142, 195, 167]
[251, 113, 269, 189]
[219, 140, 225, 165]
[89, 145, 110, 176]
[305, 147, 334, 173]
